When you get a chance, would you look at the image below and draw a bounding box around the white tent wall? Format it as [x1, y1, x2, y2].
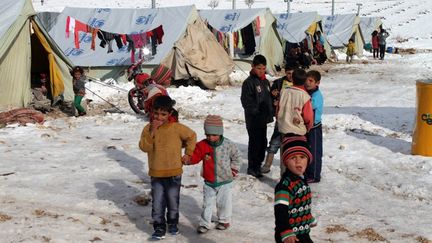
[275, 11, 332, 60]
[199, 8, 283, 75]
[48, 5, 198, 67]
[322, 14, 365, 57]
[360, 17, 383, 45]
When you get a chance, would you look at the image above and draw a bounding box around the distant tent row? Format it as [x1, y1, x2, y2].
[0, 0, 73, 109]
[1, 0, 385, 108]
[45, 5, 234, 89]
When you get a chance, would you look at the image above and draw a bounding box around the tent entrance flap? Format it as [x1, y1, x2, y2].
[31, 20, 65, 98]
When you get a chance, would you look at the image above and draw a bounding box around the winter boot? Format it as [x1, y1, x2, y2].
[261, 153, 274, 174]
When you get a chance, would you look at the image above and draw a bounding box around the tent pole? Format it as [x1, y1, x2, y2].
[151, 0, 156, 9]
[332, 0, 335, 15]
[232, 0, 236, 10]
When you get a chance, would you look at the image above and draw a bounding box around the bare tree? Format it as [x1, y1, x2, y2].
[245, 0, 255, 8]
[208, 0, 219, 9]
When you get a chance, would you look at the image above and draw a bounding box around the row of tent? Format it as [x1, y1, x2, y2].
[0, 0, 383, 109]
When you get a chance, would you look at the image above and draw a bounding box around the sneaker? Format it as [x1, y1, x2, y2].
[168, 224, 179, 235]
[197, 226, 209, 234]
[215, 223, 230, 230]
[151, 228, 166, 240]
[78, 111, 87, 116]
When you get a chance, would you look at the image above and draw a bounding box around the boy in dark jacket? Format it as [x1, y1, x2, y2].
[274, 136, 316, 243]
[240, 54, 274, 178]
[186, 115, 241, 234]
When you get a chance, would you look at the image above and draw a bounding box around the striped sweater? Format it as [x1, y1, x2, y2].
[274, 171, 316, 241]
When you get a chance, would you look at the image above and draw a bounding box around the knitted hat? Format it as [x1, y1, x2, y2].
[282, 136, 313, 164]
[204, 115, 223, 135]
[150, 64, 172, 86]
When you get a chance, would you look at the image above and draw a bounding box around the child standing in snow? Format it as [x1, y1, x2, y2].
[185, 115, 241, 234]
[240, 54, 274, 178]
[261, 63, 297, 174]
[274, 137, 316, 243]
[371, 31, 379, 59]
[304, 70, 324, 183]
[71, 66, 87, 116]
[277, 68, 314, 175]
[346, 39, 356, 63]
[139, 95, 197, 240]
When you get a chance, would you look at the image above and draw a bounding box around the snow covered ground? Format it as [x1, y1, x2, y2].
[1, 1, 432, 242]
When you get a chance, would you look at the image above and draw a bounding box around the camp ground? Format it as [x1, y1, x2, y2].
[46, 5, 233, 89]
[274, 11, 332, 60]
[322, 14, 365, 57]
[198, 8, 284, 75]
[0, 0, 74, 109]
[360, 16, 383, 49]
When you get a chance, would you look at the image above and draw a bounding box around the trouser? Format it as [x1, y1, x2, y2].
[151, 175, 182, 229]
[275, 232, 313, 243]
[379, 44, 386, 59]
[346, 55, 353, 63]
[373, 48, 379, 58]
[305, 124, 323, 181]
[267, 124, 281, 154]
[199, 182, 232, 228]
[246, 125, 268, 172]
[73, 95, 85, 113]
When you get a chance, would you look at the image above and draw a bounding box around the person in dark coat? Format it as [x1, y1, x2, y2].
[240, 54, 274, 178]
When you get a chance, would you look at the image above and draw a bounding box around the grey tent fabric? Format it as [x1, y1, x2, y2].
[36, 12, 60, 32]
[322, 14, 364, 56]
[274, 11, 332, 58]
[360, 17, 383, 45]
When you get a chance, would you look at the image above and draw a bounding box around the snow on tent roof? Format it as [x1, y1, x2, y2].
[274, 11, 319, 43]
[48, 5, 198, 67]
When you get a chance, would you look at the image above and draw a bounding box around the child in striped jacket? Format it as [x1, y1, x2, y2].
[274, 136, 317, 243]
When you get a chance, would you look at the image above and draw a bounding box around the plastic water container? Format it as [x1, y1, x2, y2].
[386, 47, 393, 53]
[412, 79, 432, 156]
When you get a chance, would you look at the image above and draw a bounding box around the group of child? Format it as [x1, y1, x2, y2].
[137, 54, 323, 242]
[138, 97, 240, 240]
[241, 54, 323, 242]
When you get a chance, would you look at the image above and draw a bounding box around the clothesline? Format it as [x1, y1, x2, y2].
[65, 16, 164, 62]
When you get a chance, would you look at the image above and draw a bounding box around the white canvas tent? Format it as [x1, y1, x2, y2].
[199, 8, 283, 75]
[47, 5, 234, 88]
[322, 14, 365, 56]
[0, 0, 73, 109]
[274, 11, 332, 58]
[360, 17, 383, 46]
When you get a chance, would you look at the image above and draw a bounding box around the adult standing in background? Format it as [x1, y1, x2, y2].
[378, 28, 390, 60]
